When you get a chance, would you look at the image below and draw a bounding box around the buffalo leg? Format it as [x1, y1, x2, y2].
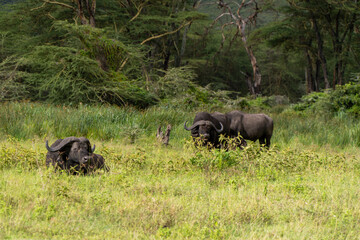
[265, 136, 271, 148]
[259, 138, 266, 147]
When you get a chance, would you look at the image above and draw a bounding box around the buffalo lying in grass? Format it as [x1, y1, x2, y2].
[46, 137, 108, 174]
[226, 110, 273, 148]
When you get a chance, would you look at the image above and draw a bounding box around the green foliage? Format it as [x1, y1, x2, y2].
[331, 83, 360, 117]
[153, 67, 198, 99]
[0, 137, 41, 170]
[292, 82, 360, 117]
[54, 21, 144, 74]
[1, 0, 360, 107]
[292, 91, 332, 112]
[154, 67, 232, 109]
[187, 138, 353, 175]
[0, 45, 156, 107]
[227, 95, 290, 112]
[0, 56, 27, 101]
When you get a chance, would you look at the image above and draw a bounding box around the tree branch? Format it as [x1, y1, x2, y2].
[30, 2, 46, 11]
[140, 21, 192, 45]
[41, 0, 76, 10]
[130, 5, 144, 22]
[129, 0, 149, 22]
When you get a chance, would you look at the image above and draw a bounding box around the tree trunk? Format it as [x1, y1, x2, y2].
[174, 24, 190, 67]
[305, 49, 314, 93]
[245, 72, 255, 95]
[332, 44, 342, 88]
[238, 21, 261, 95]
[315, 59, 320, 91]
[163, 39, 172, 71]
[75, 0, 96, 27]
[311, 13, 330, 89]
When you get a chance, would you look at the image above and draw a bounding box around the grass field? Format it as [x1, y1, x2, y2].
[0, 102, 359, 239]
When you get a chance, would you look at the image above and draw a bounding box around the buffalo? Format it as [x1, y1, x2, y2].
[184, 111, 230, 148]
[46, 137, 108, 174]
[226, 110, 273, 148]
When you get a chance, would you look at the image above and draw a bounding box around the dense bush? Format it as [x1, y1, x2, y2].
[291, 82, 360, 117]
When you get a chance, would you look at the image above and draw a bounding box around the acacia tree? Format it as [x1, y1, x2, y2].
[210, 0, 270, 95]
[115, 0, 205, 92]
[287, 0, 359, 88]
[32, 0, 121, 72]
[322, 0, 358, 87]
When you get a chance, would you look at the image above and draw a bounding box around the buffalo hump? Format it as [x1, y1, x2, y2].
[226, 110, 273, 147]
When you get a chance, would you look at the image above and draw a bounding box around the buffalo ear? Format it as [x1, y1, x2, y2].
[85, 141, 95, 153]
[91, 144, 96, 153]
[81, 137, 94, 153]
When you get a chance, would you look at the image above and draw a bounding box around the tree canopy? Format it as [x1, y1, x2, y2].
[0, 0, 359, 106]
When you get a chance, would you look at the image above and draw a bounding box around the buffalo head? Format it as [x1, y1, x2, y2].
[184, 120, 223, 146]
[46, 137, 95, 168]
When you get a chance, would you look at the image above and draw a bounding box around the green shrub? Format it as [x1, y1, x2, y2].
[0, 137, 43, 170]
[292, 82, 360, 117]
[331, 83, 360, 116]
[187, 137, 352, 174]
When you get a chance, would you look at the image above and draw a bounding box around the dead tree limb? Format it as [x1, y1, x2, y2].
[211, 0, 262, 95]
[141, 21, 192, 45]
[156, 124, 172, 146]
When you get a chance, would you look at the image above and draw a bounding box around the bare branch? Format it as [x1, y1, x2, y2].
[228, 28, 240, 50]
[214, 12, 231, 22]
[120, 20, 192, 70]
[41, 0, 76, 10]
[130, 5, 144, 22]
[140, 21, 192, 45]
[30, 2, 46, 11]
[129, 0, 149, 22]
[221, 22, 235, 45]
[157, 124, 172, 146]
[213, 0, 262, 95]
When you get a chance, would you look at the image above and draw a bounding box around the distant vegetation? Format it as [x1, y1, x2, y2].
[0, 0, 359, 107]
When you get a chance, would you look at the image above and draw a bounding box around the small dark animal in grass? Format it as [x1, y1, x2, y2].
[184, 112, 230, 148]
[46, 137, 108, 174]
[226, 110, 274, 148]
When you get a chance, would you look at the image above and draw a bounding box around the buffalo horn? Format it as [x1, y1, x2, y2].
[91, 144, 96, 153]
[184, 120, 207, 131]
[213, 122, 224, 133]
[45, 137, 79, 152]
[184, 120, 223, 133]
[184, 121, 191, 131]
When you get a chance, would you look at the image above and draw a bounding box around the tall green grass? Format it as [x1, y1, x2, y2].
[1, 101, 359, 149]
[272, 110, 360, 149]
[0, 102, 360, 239]
[0, 102, 191, 143]
[0, 140, 359, 239]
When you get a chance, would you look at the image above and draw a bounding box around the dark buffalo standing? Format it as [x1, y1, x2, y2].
[46, 137, 108, 174]
[226, 110, 273, 148]
[184, 112, 230, 148]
